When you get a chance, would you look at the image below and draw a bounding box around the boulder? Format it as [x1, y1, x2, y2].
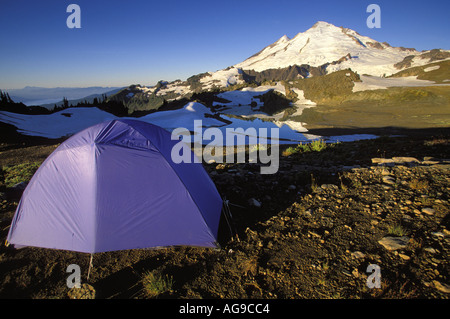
[248, 198, 262, 208]
[378, 236, 409, 250]
[392, 157, 420, 166]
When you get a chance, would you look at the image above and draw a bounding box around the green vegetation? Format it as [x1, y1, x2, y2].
[391, 57, 450, 84]
[282, 139, 333, 156]
[186, 72, 210, 93]
[2, 162, 41, 188]
[387, 224, 408, 237]
[282, 146, 298, 157]
[284, 69, 361, 105]
[141, 271, 174, 298]
[340, 86, 449, 107]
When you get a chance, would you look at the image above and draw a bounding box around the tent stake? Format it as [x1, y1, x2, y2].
[87, 253, 94, 281]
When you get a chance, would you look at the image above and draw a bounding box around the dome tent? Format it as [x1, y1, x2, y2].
[6, 119, 224, 253]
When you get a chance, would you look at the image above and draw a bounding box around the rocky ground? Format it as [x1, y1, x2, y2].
[0, 128, 449, 300]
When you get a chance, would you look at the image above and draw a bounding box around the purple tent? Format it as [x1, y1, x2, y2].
[7, 119, 223, 253]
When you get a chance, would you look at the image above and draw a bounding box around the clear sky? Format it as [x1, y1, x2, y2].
[1, 0, 449, 89]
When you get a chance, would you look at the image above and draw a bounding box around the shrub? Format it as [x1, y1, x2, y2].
[308, 139, 327, 152]
[282, 146, 298, 157]
[282, 139, 329, 156]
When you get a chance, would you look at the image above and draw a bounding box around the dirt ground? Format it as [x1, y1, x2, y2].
[0, 125, 449, 301]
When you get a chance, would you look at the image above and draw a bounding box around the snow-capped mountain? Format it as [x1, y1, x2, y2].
[234, 21, 422, 77]
[113, 21, 449, 106]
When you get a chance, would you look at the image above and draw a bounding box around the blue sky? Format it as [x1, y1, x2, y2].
[1, 0, 449, 89]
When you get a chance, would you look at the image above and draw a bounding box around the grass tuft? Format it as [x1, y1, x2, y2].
[141, 271, 174, 298]
[387, 225, 408, 237]
[282, 139, 332, 157]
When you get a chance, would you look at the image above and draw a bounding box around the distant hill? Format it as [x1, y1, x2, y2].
[3, 86, 122, 106]
[39, 87, 124, 109]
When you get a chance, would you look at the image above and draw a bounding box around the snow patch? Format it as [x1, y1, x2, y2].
[423, 65, 440, 72]
[213, 86, 271, 108]
[0, 108, 117, 139]
[353, 75, 440, 92]
[291, 88, 316, 106]
[200, 67, 244, 90]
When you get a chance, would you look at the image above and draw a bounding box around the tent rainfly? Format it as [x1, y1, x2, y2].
[6, 119, 224, 253]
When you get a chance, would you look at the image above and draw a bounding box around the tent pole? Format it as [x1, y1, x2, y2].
[223, 199, 239, 242]
[87, 253, 94, 281]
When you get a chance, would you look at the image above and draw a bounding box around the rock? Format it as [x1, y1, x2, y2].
[288, 185, 296, 190]
[215, 164, 226, 170]
[421, 207, 435, 215]
[351, 251, 366, 259]
[392, 157, 420, 166]
[12, 181, 28, 190]
[0, 192, 6, 202]
[433, 280, 450, 294]
[398, 253, 410, 261]
[371, 158, 395, 166]
[431, 232, 445, 238]
[320, 184, 338, 190]
[248, 198, 262, 208]
[382, 176, 396, 185]
[381, 169, 391, 176]
[424, 247, 438, 254]
[422, 160, 441, 165]
[378, 236, 409, 251]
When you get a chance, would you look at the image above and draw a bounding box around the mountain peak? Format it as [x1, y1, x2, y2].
[311, 21, 334, 28]
[277, 35, 290, 43]
[308, 21, 343, 33]
[278, 34, 290, 42]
